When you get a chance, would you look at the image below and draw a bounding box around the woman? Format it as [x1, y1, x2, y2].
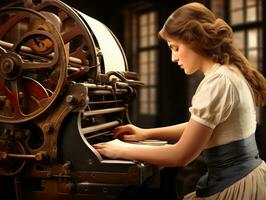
[94, 2, 266, 199]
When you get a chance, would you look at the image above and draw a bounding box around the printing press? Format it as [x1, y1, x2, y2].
[0, 0, 159, 199]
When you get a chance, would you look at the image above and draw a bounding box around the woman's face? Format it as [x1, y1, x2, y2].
[167, 39, 205, 75]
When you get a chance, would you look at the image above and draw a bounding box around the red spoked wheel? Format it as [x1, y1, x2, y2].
[0, 8, 67, 123]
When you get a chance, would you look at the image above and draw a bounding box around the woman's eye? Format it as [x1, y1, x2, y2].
[172, 46, 179, 51]
[172, 48, 178, 52]
[169, 45, 179, 52]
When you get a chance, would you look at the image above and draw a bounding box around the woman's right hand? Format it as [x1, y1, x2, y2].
[112, 124, 148, 142]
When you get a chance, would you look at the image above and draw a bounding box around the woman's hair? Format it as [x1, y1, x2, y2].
[159, 2, 266, 107]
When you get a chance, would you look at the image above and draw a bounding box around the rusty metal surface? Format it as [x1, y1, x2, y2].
[0, 1, 154, 200]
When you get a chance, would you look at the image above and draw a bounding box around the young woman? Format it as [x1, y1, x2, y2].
[94, 2, 266, 199]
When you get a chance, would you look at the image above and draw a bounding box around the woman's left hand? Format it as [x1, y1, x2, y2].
[93, 139, 132, 159]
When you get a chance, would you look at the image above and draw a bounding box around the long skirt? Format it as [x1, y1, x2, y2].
[184, 161, 266, 200]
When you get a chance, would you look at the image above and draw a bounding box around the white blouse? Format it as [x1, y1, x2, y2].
[189, 63, 257, 148]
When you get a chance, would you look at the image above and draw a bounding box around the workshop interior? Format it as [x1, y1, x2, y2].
[0, 0, 265, 199]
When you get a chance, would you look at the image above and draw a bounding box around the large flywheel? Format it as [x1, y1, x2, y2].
[0, 7, 67, 123]
[25, 0, 100, 81]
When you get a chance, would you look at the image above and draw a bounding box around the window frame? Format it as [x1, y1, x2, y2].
[136, 9, 159, 116]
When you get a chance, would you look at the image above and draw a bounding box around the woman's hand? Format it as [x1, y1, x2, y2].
[112, 124, 147, 142]
[93, 139, 132, 159]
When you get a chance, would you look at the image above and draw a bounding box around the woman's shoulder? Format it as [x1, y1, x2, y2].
[196, 64, 241, 103]
[201, 64, 243, 90]
[217, 64, 243, 77]
[200, 66, 233, 87]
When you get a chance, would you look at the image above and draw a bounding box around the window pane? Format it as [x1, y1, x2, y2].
[248, 29, 257, 48]
[140, 35, 148, 47]
[140, 25, 148, 37]
[150, 102, 156, 114]
[150, 50, 157, 62]
[149, 35, 157, 46]
[140, 51, 148, 64]
[149, 51, 158, 85]
[248, 49, 258, 67]
[233, 31, 245, 50]
[247, 0, 256, 6]
[149, 61, 157, 74]
[211, 0, 224, 18]
[140, 63, 148, 75]
[149, 74, 157, 85]
[140, 14, 148, 25]
[149, 11, 156, 23]
[231, 10, 244, 25]
[140, 73, 148, 84]
[140, 102, 148, 114]
[231, 0, 243, 10]
[150, 88, 157, 102]
[247, 6, 256, 22]
[150, 24, 156, 35]
[140, 88, 148, 102]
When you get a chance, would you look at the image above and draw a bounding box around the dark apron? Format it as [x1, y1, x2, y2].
[196, 134, 262, 197]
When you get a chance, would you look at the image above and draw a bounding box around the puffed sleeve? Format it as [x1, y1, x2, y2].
[189, 74, 239, 129]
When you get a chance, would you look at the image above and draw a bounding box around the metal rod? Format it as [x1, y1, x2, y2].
[88, 90, 127, 95]
[0, 152, 43, 161]
[81, 120, 120, 135]
[84, 83, 113, 90]
[0, 40, 83, 64]
[88, 100, 124, 105]
[85, 130, 112, 140]
[68, 66, 80, 71]
[83, 107, 125, 117]
[7, 153, 36, 158]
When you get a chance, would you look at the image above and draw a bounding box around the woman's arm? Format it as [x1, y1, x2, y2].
[94, 119, 212, 167]
[113, 122, 187, 143]
[145, 122, 187, 142]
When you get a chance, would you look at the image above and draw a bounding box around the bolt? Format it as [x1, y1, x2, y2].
[2, 58, 14, 74]
[35, 152, 43, 161]
[66, 95, 76, 104]
[0, 152, 7, 159]
[43, 123, 53, 134]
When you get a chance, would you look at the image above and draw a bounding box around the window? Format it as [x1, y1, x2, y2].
[230, 0, 262, 25]
[211, 0, 262, 70]
[138, 11, 158, 115]
[230, 0, 263, 70]
[210, 0, 225, 19]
